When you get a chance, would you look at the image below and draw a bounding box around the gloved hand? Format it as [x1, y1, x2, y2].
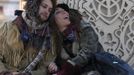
[48, 62, 58, 74]
[56, 61, 81, 75]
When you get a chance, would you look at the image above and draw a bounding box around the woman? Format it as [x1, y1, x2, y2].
[48, 3, 103, 75]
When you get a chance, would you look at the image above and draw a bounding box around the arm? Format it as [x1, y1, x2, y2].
[0, 22, 9, 72]
[69, 20, 100, 67]
[0, 21, 24, 72]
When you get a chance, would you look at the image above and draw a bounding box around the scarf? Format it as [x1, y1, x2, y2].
[62, 25, 77, 58]
[13, 12, 51, 73]
[63, 25, 76, 45]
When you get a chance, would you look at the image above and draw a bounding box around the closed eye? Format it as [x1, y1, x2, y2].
[41, 3, 47, 8]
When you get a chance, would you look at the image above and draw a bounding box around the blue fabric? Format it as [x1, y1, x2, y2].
[82, 52, 134, 75]
[94, 52, 134, 75]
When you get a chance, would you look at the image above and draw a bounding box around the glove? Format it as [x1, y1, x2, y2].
[56, 61, 81, 75]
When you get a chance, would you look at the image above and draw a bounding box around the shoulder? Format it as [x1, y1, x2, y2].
[0, 21, 19, 35]
[80, 19, 91, 29]
[0, 21, 12, 35]
[80, 20, 96, 34]
[0, 21, 23, 49]
[0, 21, 18, 29]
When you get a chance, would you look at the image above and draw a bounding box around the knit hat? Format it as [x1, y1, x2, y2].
[56, 3, 69, 13]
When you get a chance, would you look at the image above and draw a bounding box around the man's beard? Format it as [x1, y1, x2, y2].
[37, 13, 49, 23]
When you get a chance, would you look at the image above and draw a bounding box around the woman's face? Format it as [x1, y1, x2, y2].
[54, 7, 70, 31]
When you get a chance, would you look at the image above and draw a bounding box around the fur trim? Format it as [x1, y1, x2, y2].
[0, 22, 24, 68]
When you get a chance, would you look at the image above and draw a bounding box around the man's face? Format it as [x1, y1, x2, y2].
[38, 0, 53, 21]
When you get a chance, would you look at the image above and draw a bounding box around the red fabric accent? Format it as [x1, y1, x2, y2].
[56, 62, 81, 75]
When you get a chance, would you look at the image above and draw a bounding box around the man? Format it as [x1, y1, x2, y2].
[0, 0, 56, 75]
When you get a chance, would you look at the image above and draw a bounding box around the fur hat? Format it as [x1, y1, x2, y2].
[56, 3, 69, 13]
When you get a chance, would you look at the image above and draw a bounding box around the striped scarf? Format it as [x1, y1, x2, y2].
[22, 25, 51, 73]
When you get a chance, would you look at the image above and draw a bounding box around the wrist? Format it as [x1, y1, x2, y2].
[67, 60, 76, 66]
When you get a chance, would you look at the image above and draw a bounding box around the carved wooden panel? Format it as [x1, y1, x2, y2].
[19, 0, 26, 10]
[57, 0, 134, 68]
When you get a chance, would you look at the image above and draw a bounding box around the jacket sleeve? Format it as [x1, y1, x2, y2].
[0, 21, 24, 72]
[0, 22, 9, 72]
[70, 20, 100, 67]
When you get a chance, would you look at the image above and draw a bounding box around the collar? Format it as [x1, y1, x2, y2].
[22, 12, 48, 30]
